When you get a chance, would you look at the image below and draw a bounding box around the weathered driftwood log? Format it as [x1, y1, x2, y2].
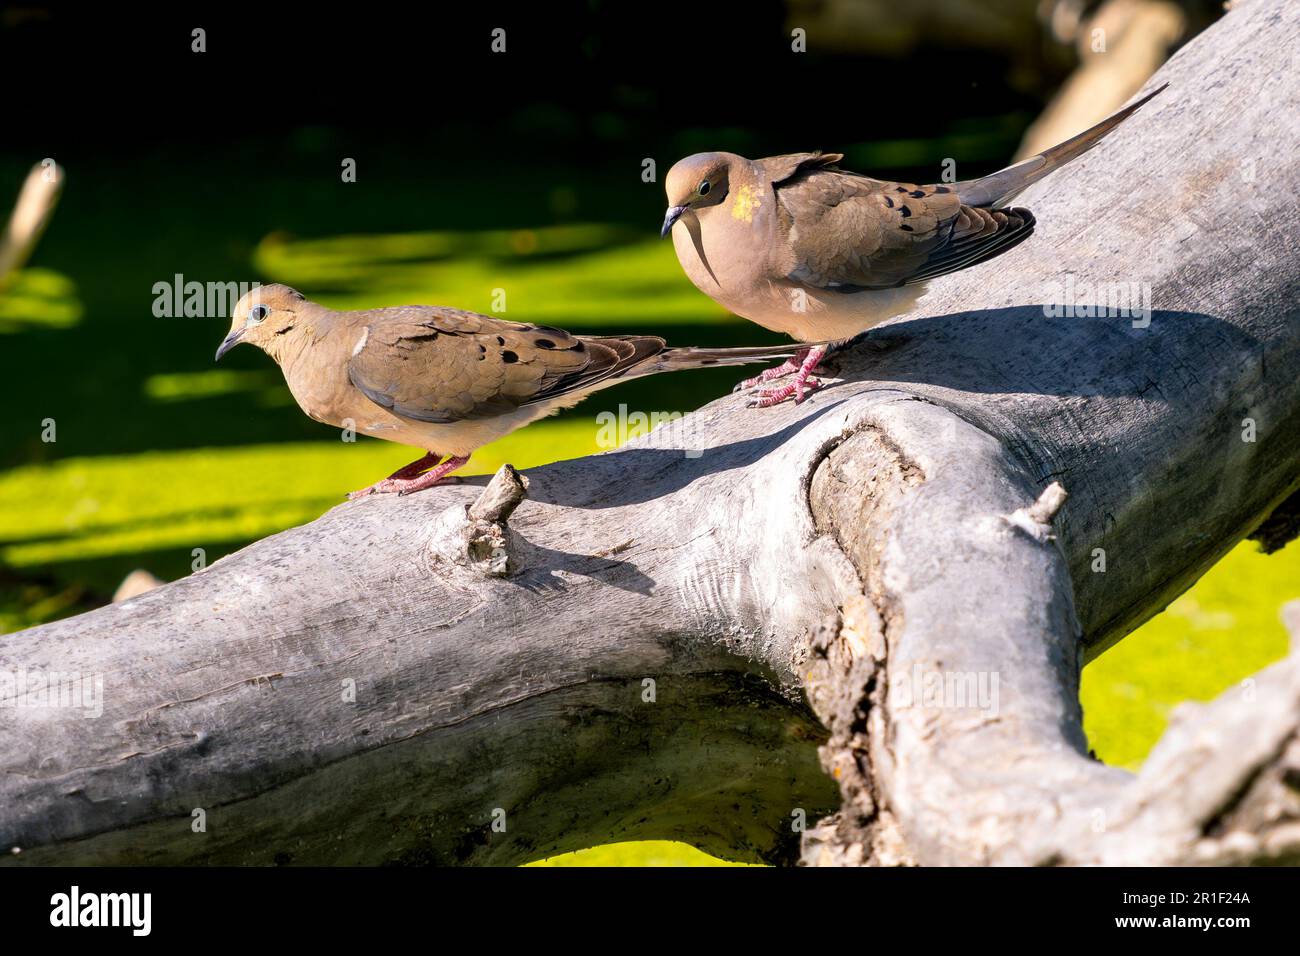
[2, 0, 1298, 866]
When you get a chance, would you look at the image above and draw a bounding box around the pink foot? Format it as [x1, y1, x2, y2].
[749, 378, 823, 408]
[733, 352, 807, 392]
[348, 454, 470, 499]
[746, 345, 827, 407]
[386, 451, 441, 481]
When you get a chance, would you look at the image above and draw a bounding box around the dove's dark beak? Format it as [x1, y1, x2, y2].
[214, 328, 244, 362]
[660, 205, 686, 239]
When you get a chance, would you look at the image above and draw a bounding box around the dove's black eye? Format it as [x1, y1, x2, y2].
[247, 305, 269, 325]
[698, 180, 711, 196]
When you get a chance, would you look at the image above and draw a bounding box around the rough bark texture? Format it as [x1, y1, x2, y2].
[2, 0, 1298, 866]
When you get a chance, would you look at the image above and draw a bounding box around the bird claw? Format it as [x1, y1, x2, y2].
[734, 356, 804, 393]
[347, 455, 470, 499]
[747, 377, 823, 408]
[346, 481, 394, 499]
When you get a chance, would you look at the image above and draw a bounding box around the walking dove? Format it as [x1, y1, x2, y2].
[661, 84, 1168, 406]
[214, 285, 807, 497]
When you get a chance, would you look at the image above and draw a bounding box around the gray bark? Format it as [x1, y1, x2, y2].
[2, 0, 1298, 866]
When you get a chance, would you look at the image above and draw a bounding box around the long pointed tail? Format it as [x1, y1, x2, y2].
[622, 342, 808, 379]
[954, 83, 1168, 208]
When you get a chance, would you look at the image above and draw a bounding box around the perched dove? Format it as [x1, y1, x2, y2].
[661, 85, 1168, 406]
[214, 284, 805, 497]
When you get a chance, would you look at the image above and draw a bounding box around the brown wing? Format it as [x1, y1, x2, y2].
[347, 306, 665, 424]
[773, 168, 1034, 291]
[759, 150, 845, 185]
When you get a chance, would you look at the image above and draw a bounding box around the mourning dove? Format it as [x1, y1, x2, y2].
[214, 284, 806, 497]
[661, 84, 1167, 406]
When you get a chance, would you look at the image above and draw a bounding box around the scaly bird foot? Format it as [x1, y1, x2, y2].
[347, 454, 470, 499]
[743, 344, 828, 408]
[748, 377, 823, 408]
[732, 354, 805, 393]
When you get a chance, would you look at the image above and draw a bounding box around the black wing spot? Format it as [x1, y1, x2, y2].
[535, 338, 556, 349]
[899, 224, 914, 232]
[910, 189, 925, 199]
[899, 205, 912, 217]
[895, 185, 908, 193]
[934, 185, 950, 193]
[501, 350, 519, 363]
[699, 358, 718, 365]
[572, 341, 585, 352]
[884, 196, 894, 208]
[496, 336, 505, 345]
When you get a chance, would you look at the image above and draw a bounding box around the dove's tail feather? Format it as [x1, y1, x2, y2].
[533, 337, 806, 405]
[954, 83, 1168, 208]
[626, 342, 807, 378]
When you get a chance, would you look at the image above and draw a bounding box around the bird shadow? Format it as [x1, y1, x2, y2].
[443, 305, 1246, 516]
[527, 402, 847, 509]
[428, 406, 847, 594]
[827, 306, 1251, 397]
[429, 304, 1248, 593]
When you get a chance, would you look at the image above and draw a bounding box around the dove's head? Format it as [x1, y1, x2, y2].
[215, 284, 308, 361]
[661, 152, 741, 238]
